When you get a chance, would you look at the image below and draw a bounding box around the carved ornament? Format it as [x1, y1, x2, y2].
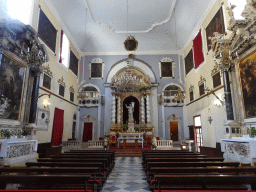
[43, 64, 53, 78]
[198, 76, 206, 86]
[69, 85, 75, 93]
[189, 84, 194, 92]
[58, 76, 66, 87]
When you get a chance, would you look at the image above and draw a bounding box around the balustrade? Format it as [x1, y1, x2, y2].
[88, 140, 104, 148]
[156, 140, 173, 149]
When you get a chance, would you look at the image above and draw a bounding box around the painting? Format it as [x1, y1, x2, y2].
[42, 73, 51, 90]
[38, 9, 57, 53]
[161, 62, 173, 78]
[91, 63, 102, 78]
[69, 51, 78, 76]
[0, 54, 26, 120]
[185, 49, 194, 75]
[239, 50, 256, 118]
[212, 72, 221, 88]
[206, 7, 225, 51]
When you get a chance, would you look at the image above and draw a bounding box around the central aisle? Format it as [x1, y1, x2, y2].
[101, 157, 151, 192]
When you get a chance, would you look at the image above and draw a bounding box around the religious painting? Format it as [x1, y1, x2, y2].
[206, 7, 225, 51]
[199, 84, 205, 96]
[160, 62, 173, 78]
[69, 50, 78, 76]
[0, 54, 26, 120]
[42, 73, 51, 90]
[58, 84, 65, 97]
[185, 49, 194, 75]
[38, 9, 57, 53]
[124, 36, 138, 51]
[91, 63, 102, 78]
[239, 50, 256, 118]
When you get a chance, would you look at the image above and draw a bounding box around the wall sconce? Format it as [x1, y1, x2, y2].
[43, 100, 51, 109]
[208, 116, 213, 124]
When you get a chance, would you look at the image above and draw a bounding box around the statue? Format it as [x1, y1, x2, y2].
[126, 102, 134, 122]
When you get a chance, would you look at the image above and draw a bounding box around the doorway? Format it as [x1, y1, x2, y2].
[170, 122, 178, 141]
[51, 108, 64, 146]
[82, 122, 92, 142]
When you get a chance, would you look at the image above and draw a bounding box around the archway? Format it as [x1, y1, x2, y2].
[123, 96, 140, 125]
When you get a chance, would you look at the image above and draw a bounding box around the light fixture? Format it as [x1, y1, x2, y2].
[174, 88, 185, 101]
[43, 99, 50, 109]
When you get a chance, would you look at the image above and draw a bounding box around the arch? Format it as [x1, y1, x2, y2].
[123, 96, 140, 125]
[106, 59, 157, 83]
[78, 83, 101, 95]
[162, 83, 184, 93]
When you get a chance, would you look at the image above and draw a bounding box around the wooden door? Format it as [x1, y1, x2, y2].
[51, 108, 64, 146]
[170, 122, 178, 141]
[82, 123, 92, 142]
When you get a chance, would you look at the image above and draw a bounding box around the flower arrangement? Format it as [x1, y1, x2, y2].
[152, 143, 157, 149]
[22, 127, 29, 136]
[2, 129, 13, 139]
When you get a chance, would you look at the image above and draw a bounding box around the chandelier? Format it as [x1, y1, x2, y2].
[111, 68, 143, 92]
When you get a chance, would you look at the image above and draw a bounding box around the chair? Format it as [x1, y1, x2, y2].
[99, 137, 104, 141]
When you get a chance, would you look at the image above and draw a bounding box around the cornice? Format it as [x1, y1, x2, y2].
[83, 0, 177, 34]
[82, 50, 182, 56]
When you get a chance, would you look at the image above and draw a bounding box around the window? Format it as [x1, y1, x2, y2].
[212, 72, 221, 88]
[198, 76, 206, 96]
[190, 90, 194, 102]
[185, 49, 194, 75]
[228, 0, 246, 20]
[193, 115, 202, 153]
[43, 73, 51, 90]
[199, 84, 205, 96]
[59, 30, 70, 68]
[59, 84, 65, 97]
[70, 86, 75, 102]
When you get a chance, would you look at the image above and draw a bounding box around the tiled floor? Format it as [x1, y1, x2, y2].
[101, 157, 151, 192]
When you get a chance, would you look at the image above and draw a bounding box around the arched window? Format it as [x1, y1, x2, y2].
[162, 85, 184, 106]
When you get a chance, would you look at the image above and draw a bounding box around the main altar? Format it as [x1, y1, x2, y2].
[108, 61, 154, 143]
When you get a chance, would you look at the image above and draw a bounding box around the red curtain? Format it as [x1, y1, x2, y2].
[193, 30, 204, 69]
[59, 30, 64, 63]
[51, 108, 64, 146]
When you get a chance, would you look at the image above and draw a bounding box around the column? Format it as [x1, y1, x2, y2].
[223, 70, 234, 120]
[29, 70, 41, 123]
[111, 92, 116, 125]
[117, 94, 121, 125]
[141, 95, 145, 124]
[146, 91, 151, 126]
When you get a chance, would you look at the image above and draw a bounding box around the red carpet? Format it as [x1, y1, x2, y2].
[154, 191, 256, 192]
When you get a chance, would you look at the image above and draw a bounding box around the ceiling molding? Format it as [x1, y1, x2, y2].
[82, 50, 182, 56]
[83, 0, 177, 34]
[44, 0, 83, 56]
[181, 0, 217, 55]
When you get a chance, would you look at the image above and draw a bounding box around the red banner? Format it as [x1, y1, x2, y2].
[193, 30, 204, 69]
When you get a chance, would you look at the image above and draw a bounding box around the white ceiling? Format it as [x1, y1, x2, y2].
[45, 0, 217, 55]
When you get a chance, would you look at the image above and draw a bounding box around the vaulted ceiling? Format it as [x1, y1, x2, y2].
[44, 0, 217, 54]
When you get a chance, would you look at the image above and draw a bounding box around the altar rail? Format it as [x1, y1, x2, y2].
[66, 140, 81, 147]
[88, 140, 103, 148]
[156, 140, 173, 149]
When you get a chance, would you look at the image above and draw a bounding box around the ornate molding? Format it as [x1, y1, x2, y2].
[84, 0, 177, 34]
[211, 65, 220, 76]
[81, 115, 95, 122]
[167, 114, 182, 121]
[198, 76, 206, 86]
[69, 85, 75, 93]
[160, 57, 174, 63]
[43, 64, 53, 78]
[189, 84, 194, 92]
[58, 76, 66, 87]
[91, 58, 103, 63]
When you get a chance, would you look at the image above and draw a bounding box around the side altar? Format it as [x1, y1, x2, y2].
[221, 137, 256, 166]
[0, 138, 38, 165]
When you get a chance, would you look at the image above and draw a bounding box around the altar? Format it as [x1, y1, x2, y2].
[220, 137, 256, 166]
[117, 132, 144, 149]
[0, 138, 38, 165]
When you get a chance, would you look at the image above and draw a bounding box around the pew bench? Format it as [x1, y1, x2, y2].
[0, 174, 97, 192]
[150, 174, 256, 191]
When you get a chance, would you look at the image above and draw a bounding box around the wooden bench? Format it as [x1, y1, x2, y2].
[52, 154, 114, 169]
[151, 174, 256, 191]
[0, 174, 95, 191]
[146, 161, 240, 172]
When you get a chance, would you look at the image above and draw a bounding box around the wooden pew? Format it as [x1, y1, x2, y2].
[0, 174, 95, 191]
[151, 174, 256, 191]
[52, 154, 114, 168]
[146, 161, 240, 173]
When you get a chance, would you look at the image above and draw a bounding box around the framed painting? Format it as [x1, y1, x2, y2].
[0, 54, 26, 120]
[160, 62, 173, 78]
[239, 50, 256, 118]
[206, 7, 225, 51]
[185, 49, 194, 75]
[90, 63, 102, 78]
[69, 50, 78, 76]
[38, 9, 57, 53]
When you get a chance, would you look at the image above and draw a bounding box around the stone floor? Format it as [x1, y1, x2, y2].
[101, 157, 150, 192]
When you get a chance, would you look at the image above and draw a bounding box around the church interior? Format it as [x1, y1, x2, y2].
[1, 0, 256, 191]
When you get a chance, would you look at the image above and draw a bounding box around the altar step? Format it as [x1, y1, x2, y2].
[115, 149, 142, 157]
